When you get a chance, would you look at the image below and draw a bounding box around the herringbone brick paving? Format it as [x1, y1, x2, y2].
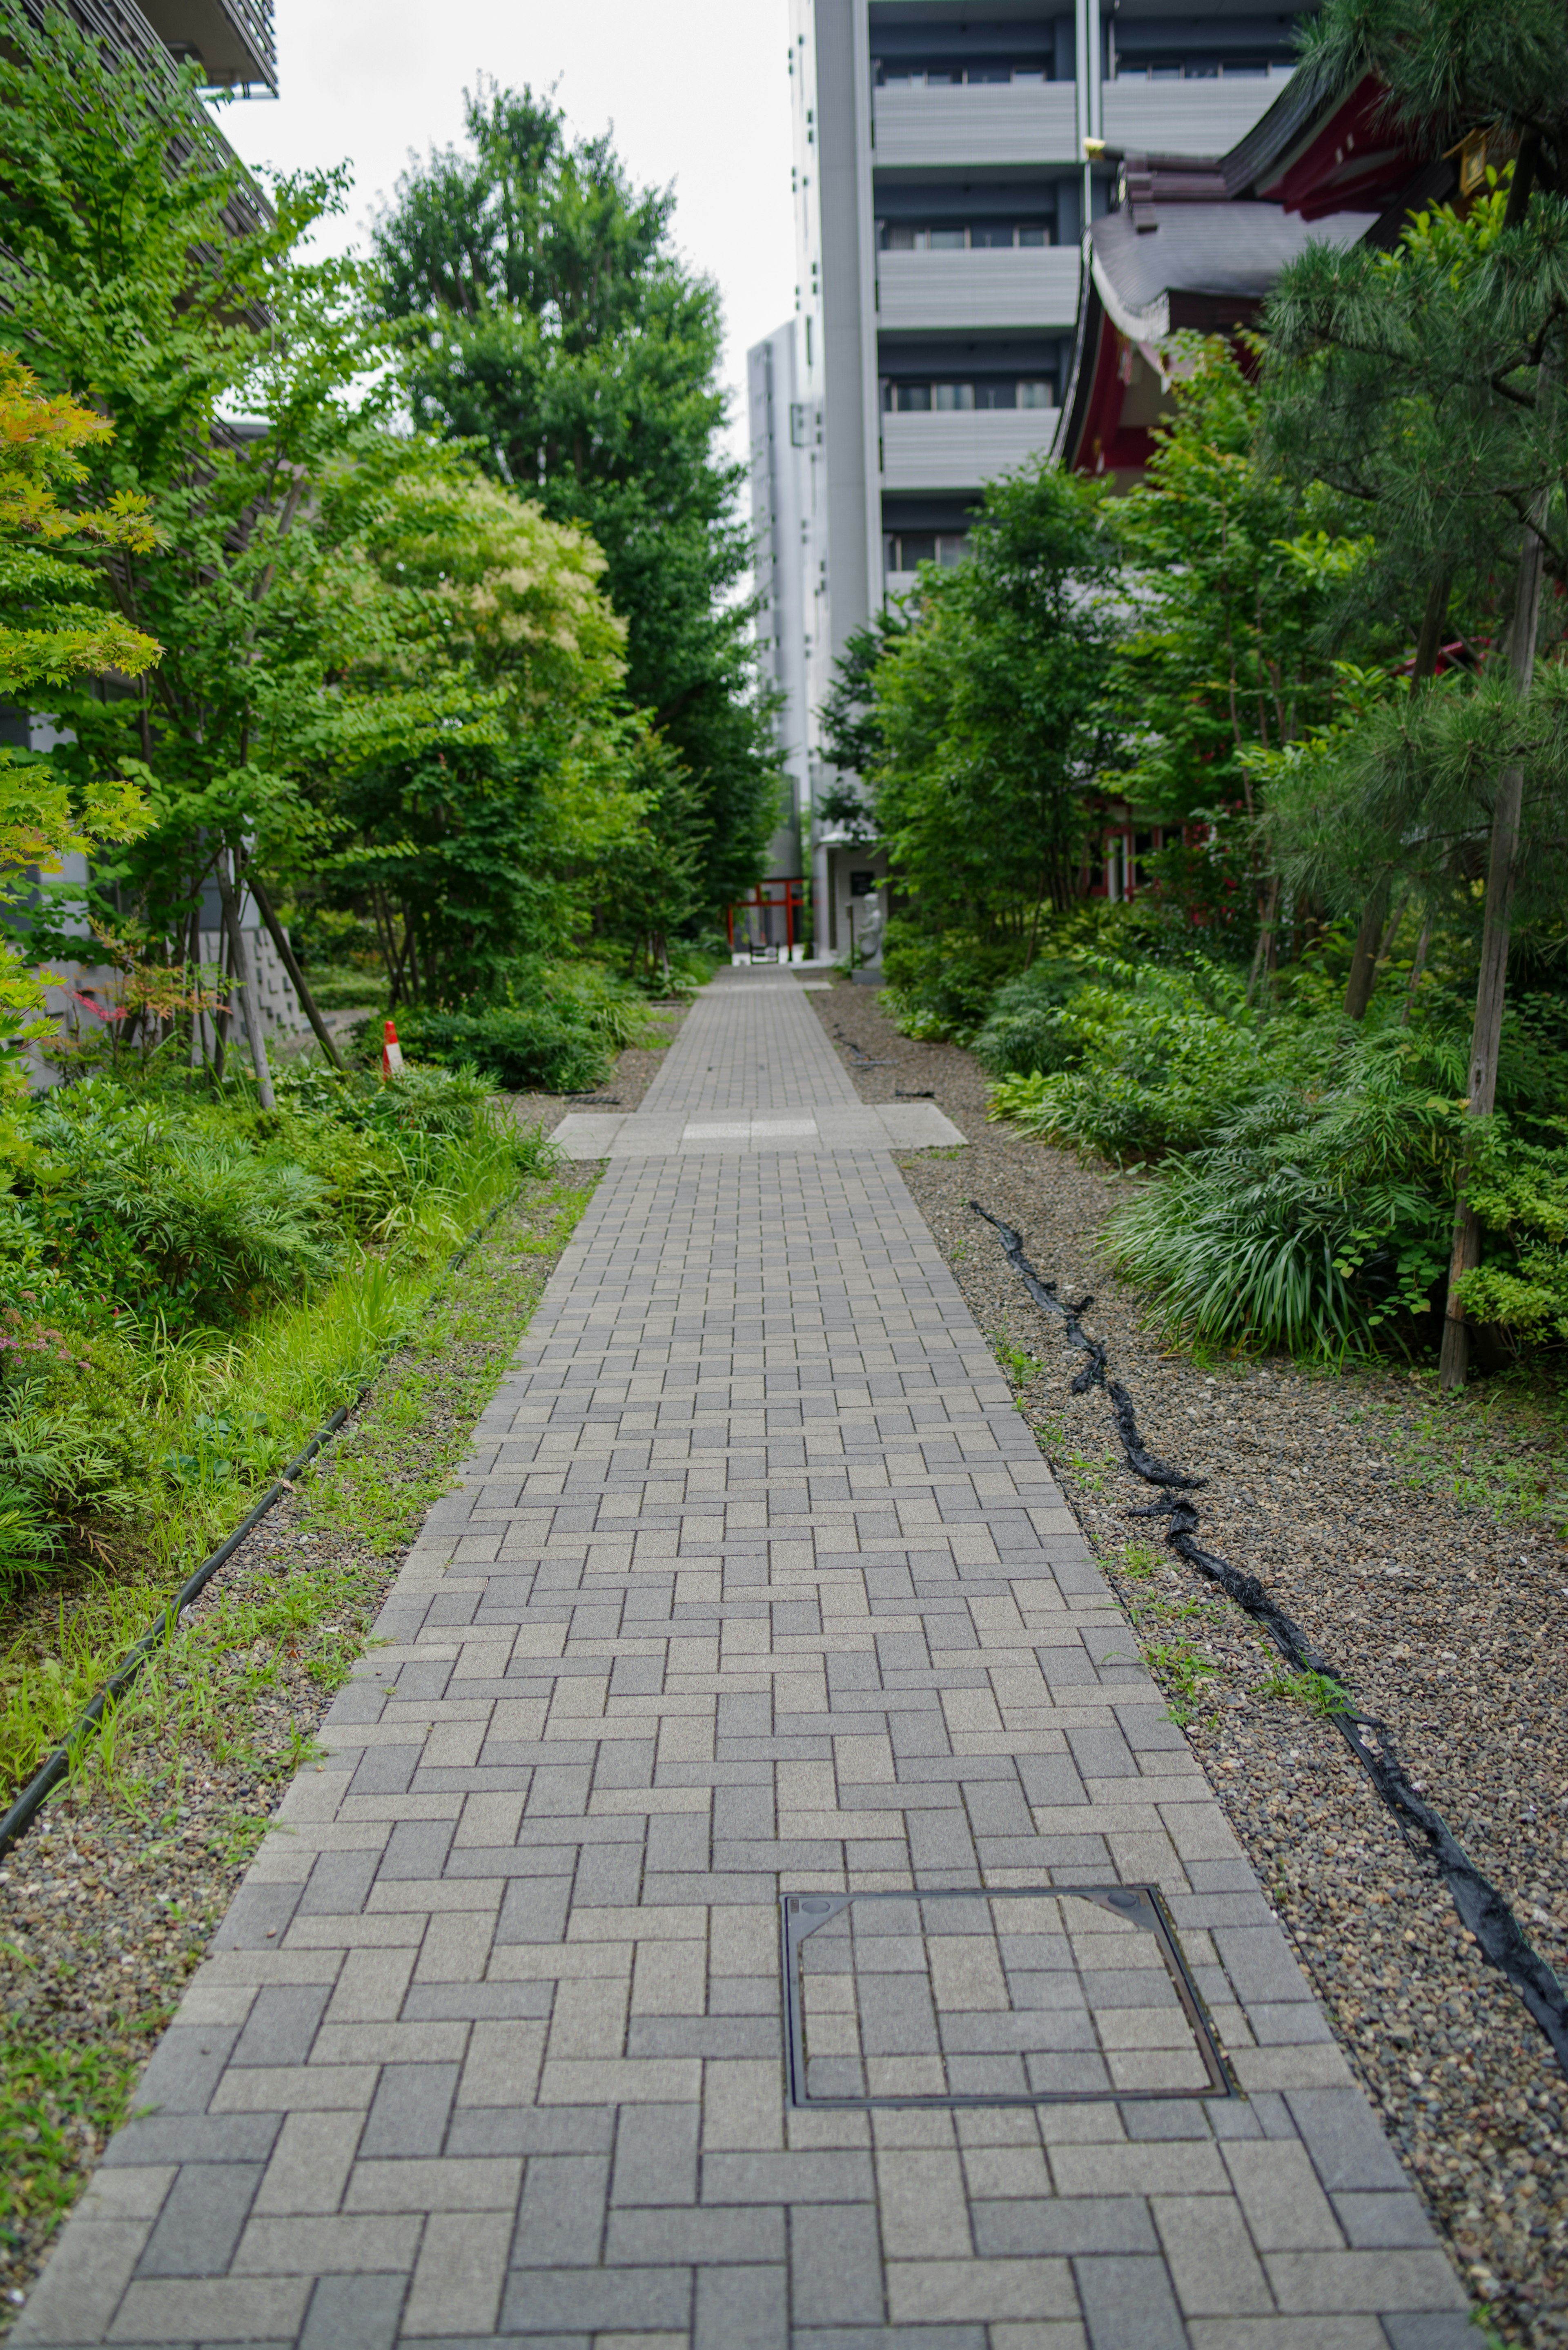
[15, 972, 1468, 2347]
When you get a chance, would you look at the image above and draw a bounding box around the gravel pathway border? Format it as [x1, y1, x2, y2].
[813, 978, 1568, 2350]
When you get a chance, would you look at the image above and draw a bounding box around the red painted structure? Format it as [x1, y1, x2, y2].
[727, 877, 808, 958]
[1056, 73, 1449, 485]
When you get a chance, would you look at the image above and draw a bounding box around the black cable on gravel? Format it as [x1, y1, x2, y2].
[971, 1197, 1568, 2083]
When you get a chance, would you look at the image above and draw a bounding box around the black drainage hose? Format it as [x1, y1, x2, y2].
[0, 1185, 521, 1866]
[970, 1200, 1568, 2083]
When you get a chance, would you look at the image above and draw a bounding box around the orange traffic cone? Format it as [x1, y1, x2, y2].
[382, 1019, 404, 1077]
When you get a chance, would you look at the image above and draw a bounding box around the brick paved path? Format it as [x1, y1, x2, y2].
[18, 972, 1469, 2348]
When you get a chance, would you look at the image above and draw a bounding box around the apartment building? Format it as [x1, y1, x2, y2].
[748, 0, 1308, 956]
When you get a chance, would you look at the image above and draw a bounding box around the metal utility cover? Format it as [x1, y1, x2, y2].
[781, 1885, 1234, 2108]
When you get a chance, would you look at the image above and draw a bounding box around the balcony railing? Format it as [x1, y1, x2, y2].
[880, 406, 1058, 493]
[873, 79, 1079, 167]
[140, 0, 277, 91]
[1100, 68, 1292, 154]
[877, 247, 1081, 333]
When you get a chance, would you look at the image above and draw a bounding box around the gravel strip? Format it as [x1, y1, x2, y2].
[815, 981, 1568, 2349]
[0, 1172, 591, 2326]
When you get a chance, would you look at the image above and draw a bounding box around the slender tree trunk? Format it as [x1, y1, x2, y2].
[216, 852, 277, 1110]
[245, 868, 345, 1072]
[1413, 567, 1452, 682]
[1342, 878, 1389, 1021]
[1438, 446, 1552, 1390]
[1345, 573, 1453, 1023]
[1247, 874, 1281, 1005]
[1401, 920, 1431, 1026]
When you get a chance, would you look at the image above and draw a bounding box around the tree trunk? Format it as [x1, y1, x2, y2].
[1247, 874, 1281, 1005]
[1400, 920, 1430, 1026]
[1412, 567, 1452, 684]
[245, 867, 345, 1071]
[216, 853, 277, 1110]
[1438, 453, 1551, 1390]
[1342, 878, 1388, 1021]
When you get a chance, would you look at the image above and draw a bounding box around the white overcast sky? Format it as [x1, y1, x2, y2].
[224, 0, 797, 466]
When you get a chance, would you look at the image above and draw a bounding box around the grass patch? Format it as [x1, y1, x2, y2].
[0, 2033, 141, 2271]
[1256, 1667, 1354, 1718]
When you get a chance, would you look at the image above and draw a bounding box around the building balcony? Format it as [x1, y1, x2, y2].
[880, 406, 1058, 493]
[140, 0, 276, 90]
[1100, 69, 1292, 156]
[877, 247, 1081, 332]
[873, 79, 1079, 168]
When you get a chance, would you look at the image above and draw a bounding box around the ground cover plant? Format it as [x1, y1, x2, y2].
[0, 1046, 551, 1721]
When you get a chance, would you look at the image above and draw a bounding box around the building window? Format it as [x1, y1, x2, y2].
[884, 531, 970, 575]
[880, 221, 1054, 252]
[883, 378, 1056, 415]
[873, 61, 1052, 86]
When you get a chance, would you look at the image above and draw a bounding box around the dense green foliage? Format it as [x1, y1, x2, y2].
[981, 943, 1568, 1356]
[0, 1053, 550, 1587]
[372, 80, 780, 915]
[833, 71, 1568, 1373]
[0, 9, 757, 1063]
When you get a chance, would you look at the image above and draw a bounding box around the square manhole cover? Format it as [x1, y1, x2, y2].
[781, 1885, 1234, 2108]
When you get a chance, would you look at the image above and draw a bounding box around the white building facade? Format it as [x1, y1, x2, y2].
[749, 0, 1302, 954]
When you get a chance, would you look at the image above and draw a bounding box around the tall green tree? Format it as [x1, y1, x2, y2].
[372, 81, 780, 914]
[1107, 339, 1385, 977]
[1263, 85, 1568, 1382]
[866, 464, 1120, 948]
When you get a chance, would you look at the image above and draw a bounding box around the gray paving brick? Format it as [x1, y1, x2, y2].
[1074, 2251, 1188, 2347]
[1285, 2092, 1414, 2193]
[101, 2114, 283, 2167]
[136, 2164, 263, 2277]
[790, 2203, 885, 2328]
[1381, 2317, 1482, 2349]
[231, 1987, 331, 2070]
[359, 2063, 459, 2158]
[605, 2205, 784, 2264]
[703, 2152, 875, 2205]
[494, 1876, 572, 1944]
[211, 1882, 302, 1951]
[376, 1819, 455, 1880]
[696, 2260, 788, 2350]
[510, 2155, 610, 2267]
[297, 1850, 379, 1917]
[498, 2263, 690, 2333]
[348, 1745, 423, 1799]
[974, 2198, 1158, 2256]
[298, 2270, 405, 2349]
[131, 2029, 239, 2116]
[610, 2104, 700, 2207]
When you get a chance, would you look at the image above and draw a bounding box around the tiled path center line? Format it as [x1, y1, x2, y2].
[19, 972, 1468, 2348]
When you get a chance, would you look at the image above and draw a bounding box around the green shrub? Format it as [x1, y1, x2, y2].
[880, 924, 1025, 1042]
[973, 959, 1096, 1076]
[390, 1006, 611, 1093]
[986, 957, 1272, 1159]
[1104, 1033, 1472, 1354]
[1457, 1128, 1568, 1340]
